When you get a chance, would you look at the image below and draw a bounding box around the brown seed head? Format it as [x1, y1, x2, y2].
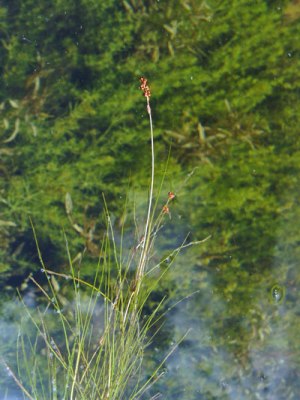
[168, 191, 175, 200]
[140, 77, 151, 98]
[162, 205, 170, 214]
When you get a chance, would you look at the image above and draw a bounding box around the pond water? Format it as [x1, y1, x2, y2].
[1, 1, 300, 399]
[1, 214, 299, 399]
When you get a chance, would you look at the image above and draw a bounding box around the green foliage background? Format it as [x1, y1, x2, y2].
[1, 0, 299, 275]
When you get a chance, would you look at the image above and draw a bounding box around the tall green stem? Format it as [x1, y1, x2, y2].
[135, 80, 154, 291]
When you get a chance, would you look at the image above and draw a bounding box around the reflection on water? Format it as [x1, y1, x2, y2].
[1, 201, 300, 400]
[148, 262, 299, 400]
[0, 288, 106, 399]
[0, 256, 299, 399]
[0, 298, 24, 399]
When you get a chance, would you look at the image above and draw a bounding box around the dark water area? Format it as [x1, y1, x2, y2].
[1, 0, 300, 399]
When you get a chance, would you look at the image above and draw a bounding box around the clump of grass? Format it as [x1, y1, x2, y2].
[3, 78, 209, 399]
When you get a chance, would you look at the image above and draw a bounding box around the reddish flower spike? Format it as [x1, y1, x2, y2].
[168, 191, 175, 200]
[140, 77, 151, 98]
[162, 205, 170, 214]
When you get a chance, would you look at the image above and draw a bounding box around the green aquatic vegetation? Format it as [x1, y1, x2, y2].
[0, 0, 300, 279]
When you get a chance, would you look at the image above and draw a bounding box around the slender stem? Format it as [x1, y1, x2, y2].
[136, 96, 154, 285]
[0, 358, 36, 400]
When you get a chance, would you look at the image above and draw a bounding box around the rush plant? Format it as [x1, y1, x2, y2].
[2, 78, 208, 400]
[1, 78, 209, 400]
